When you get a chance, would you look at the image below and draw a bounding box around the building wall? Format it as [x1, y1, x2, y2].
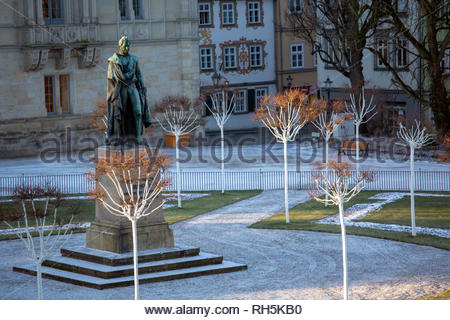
[0, 0, 200, 157]
[315, 1, 421, 135]
[198, 0, 276, 135]
[274, 0, 317, 93]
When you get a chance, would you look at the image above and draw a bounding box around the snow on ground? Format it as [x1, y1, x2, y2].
[0, 143, 449, 177]
[316, 192, 450, 238]
[0, 190, 448, 300]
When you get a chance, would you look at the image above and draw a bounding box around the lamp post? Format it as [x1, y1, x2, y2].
[286, 75, 293, 89]
[324, 76, 333, 101]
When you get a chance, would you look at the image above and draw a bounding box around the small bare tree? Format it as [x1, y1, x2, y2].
[202, 87, 236, 194]
[345, 88, 377, 176]
[90, 100, 108, 137]
[89, 152, 168, 300]
[310, 161, 373, 300]
[0, 185, 79, 299]
[155, 96, 202, 207]
[397, 121, 433, 236]
[254, 89, 325, 223]
[312, 101, 347, 205]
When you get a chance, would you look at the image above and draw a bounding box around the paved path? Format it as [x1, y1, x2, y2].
[0, 190, 449, 299]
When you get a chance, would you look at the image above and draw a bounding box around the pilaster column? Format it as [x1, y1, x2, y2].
[82, 0, 90, 23]
[36, 0, 44, 25]
[91, 0, 98, 23]
[26, 0, 35, 25]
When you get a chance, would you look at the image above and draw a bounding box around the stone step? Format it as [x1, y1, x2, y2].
[61, 245, 200, 266]
[13, 260, 247, 290]
[43, 252, 223, 279]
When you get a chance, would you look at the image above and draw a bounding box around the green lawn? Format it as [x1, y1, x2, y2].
[360, 194, 450, 229]
[251, 191, 450, 250]
[0, 190, 261, 240]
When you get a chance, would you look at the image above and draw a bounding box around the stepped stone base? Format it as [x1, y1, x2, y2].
[13, 245, 247, 290]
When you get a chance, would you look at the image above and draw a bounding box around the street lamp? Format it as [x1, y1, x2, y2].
[324, 76, 333, 101]
[286, 75, 293, 89]
[211, 71, 221, 87]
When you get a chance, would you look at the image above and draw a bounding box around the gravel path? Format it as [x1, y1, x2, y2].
[0, 190, 449, 300]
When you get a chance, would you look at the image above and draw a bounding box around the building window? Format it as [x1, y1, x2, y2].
[395, 39, 408, 68]
[119, 0, 142, 20]
[289, 0, 303, 13]
[200, 47, 214, 71]
[224, 46, 237, 69]
[255, 88, 267, 108]
[42, 0, 64, 24]
[59, 75, 70, 114]
[234, 90, 247, 113]
[376, 39, 389, 68]
[314, 51, 318, 67]
[440, 48, 450, 72]
[222, 2, 235, 25]
[250, 45, 263, 68]
[199, 2, 211, 26]
[44, 76, 55, 114]
[248, 1, 261, 24]
[291, 43, 304, 68]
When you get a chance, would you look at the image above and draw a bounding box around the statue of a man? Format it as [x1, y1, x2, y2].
[106, 36, 151, 144]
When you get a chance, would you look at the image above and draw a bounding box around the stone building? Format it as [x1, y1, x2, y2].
[0, 0, 200, 158]
[198, 0, 277, 143]
[274, 0, 318, 94]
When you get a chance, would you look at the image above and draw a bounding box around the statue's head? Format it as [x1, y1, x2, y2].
[118, 36, 130, 55]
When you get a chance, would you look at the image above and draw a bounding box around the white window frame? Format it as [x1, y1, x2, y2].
[255, 88, 267, 108]
[290, 43, 304, 69]
[396, 39, 408, 68]
[222, 2, 235, 25]
[224, 46, 237, 69]
[248, 1, 261, 24]
[250, 45, 263, 68]
[234, 90, 247, 113]
[200, 47, 213, 70]
[376, 39, 389, 68]
[199, 2, 211, 26]
[289, 0, 303, 13]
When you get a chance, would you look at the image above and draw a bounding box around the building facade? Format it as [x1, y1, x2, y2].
[274, 0, 318, 94]
[0, 0, 200, 157]
[315, 0, 422, 137]
[198, 0, 277, 141]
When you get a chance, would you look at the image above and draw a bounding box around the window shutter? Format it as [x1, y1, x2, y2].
[247, 89, 256, 112]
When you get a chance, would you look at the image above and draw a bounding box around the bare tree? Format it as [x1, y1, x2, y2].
[397, 120, 433, 236]
[155, 96, 202, 207]
[0, 185, 79, 299]
[369, 0, 450, 138]
[254, 89, 325, 223]
[288, 0, 384, 94]
[90, 100, 108, 137]
[202, 87, 236, 194]
[312, 100, 346, 205]
[89, 152, 168, 300]
[310, 160, 373, 300]
[345, 88, 377, 177]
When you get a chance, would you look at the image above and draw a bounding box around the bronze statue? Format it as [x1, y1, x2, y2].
[106, 36, 151, 144]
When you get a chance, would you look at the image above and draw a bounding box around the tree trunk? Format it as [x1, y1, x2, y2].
[221, 126, 225, 194]
[284, 141, 289, 223]
[428, 64, 450, 138]
[131, 219, 139, 300]
[355, 124, 360, 177]
[410, 146, 416, 237]
[36, 262, 43, 300]
[175, 134, 181, 208]
[325, 138, 329, 206]
[338, 201, 348, 300]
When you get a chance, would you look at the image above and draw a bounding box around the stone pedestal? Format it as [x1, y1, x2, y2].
[86, 145, 174, 253]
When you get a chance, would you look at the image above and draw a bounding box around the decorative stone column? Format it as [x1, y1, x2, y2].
[86, 146, 174, 253]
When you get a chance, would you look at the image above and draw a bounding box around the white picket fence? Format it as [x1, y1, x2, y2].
[0, 170, 449, 196]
